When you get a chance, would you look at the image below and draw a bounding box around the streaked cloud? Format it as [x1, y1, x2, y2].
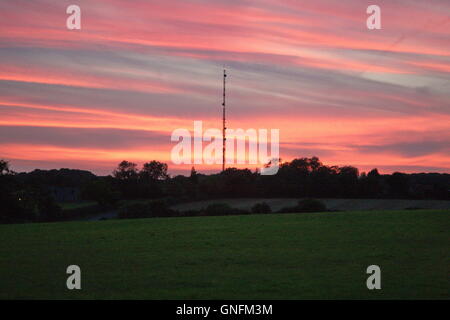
[0, 0, 449, 174]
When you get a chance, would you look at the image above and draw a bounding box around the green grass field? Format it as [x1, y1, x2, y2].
[0, 210, 448, 299]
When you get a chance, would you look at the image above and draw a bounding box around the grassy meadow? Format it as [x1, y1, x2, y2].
[0, 209, 448, 299]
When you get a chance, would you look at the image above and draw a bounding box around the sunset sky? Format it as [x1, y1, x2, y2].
[1, 0, 449, 175]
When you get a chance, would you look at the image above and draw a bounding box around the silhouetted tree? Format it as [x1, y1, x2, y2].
[338, 166, 359, 197]
[82, 177, 120, 207]
[359, 168, 383, 198]
[220, 168, 257, 197]
[309, 165, 340, 197]
[113, 161, 138, 180]
[140, 161, 169, 181]
[36, 190, 62, 222]
[387, 172, 410, 198]
[0, 159, 30, 223]
[113, 161, 139, 199]
[189, 166, 198, 184]
[251, 202, 272, 214]
[0, 160, 12, 175]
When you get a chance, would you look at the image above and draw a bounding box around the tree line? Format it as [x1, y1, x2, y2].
[1, 157, 449, 223]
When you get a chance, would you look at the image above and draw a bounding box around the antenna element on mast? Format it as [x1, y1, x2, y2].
[222, 69, 226, 172]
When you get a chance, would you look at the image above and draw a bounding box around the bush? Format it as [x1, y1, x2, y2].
[203, 203, 233, 216]
[37, 197, 63, 222]
[251, 202, 272, 214]
[231, 208, 251, 215]
[62, 204, 103, 220]
[118, 202, 148, 219]
[147, 199, 175, 216]
[181, 209, 203, 217]
[296, 198, 327, 212]
[202, 203, 250, 216]
[0, 197, 35, 224]
[278, 199, 327, 213]
[277, 205, 298, 214]
[81, 179, 120, 208]
[118, 200, 177, 219]
[119, 201, 253, 219]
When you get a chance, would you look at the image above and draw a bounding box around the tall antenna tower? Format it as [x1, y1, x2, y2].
[222, 69, 227, 172]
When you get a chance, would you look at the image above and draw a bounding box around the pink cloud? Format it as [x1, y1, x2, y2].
[0, 0, 449, 174]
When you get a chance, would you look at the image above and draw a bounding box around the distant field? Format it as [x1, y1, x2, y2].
[0, 210, 448, 299]
[172, 198, 450, 212]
